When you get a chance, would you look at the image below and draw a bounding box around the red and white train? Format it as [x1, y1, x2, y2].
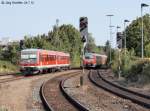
[20, 49, 70, 75]
[83, 53, 107, 68]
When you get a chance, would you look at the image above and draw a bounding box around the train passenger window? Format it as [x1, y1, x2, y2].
[57, 56, 59, 60]
[45, 56, 47, 61]
[42, 55, 46, 62]
[53, 56, 56, 60]
[21, 55, 29, 59]
[46, 55, 49, 61]
[47, 55, 50, 61]
[39, 55, 42, 61]
[42, 56, 44, 61]
[29, 54, 37, 59]
[50, 56, 52, 60]
[48, 55, 55, 61]
[85, 54, 93, 59]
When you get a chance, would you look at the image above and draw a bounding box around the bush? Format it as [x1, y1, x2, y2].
[112, 49, 150, 85]
[112, 49, 135, 77]
[127, 60, 150, 84]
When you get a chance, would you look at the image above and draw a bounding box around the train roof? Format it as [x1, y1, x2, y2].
[21, 48, 41, 52]
[21, 48, 70, 56]
[85, 52, 107, 58]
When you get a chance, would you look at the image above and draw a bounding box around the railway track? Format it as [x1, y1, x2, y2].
[0, 73, 16, 76]
[0, 68, 81, 84]
[0, 74, 24, 83]
[40, 70, 89, 111]
[89, 70, 150, 109]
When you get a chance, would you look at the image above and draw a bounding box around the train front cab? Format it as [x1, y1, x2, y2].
[20, 49, 40, 75]
[83, 53, 96, 68]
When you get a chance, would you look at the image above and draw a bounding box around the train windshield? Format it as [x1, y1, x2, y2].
[21, 53, 37, 63]
[85, 53, 93, 59]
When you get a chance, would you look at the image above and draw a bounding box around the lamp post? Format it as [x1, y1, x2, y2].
[106, 14, 114, 65]
[141, 3, 149, 58]
[124, 19, 130, 55]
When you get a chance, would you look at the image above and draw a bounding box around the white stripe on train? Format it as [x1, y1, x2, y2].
[21, 64, 70, 68]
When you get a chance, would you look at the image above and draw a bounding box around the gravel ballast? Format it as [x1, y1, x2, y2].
[0, 70, 78, 111]
[63, 70, 149, 111]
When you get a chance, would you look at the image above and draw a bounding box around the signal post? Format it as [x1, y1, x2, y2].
[116, 31, 123, 79]
[79, 17, 88, 86]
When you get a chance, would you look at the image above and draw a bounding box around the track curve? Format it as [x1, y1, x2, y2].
[89, 70, 150, 109]
[40, 70, 88, 111]
[60, 75, 89, 111]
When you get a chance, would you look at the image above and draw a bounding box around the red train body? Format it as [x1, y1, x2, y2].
[20, 49, 70, 75]
[83, 53, 107, 68]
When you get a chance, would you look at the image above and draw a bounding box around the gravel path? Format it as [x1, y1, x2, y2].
[0, 70, 78, 111]
[64, 70, 149, 111]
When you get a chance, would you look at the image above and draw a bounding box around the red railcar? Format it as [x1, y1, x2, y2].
[20, 49, 70, 75]
[83, 53, 107, 68]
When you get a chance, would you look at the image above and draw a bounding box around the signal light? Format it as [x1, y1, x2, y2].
[81, 36, 86, 42]
[20, 40, 24, 50]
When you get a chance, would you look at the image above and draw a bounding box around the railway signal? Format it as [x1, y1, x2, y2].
[80, 17, 88, 43]
[79, 17, 88, 86]
[116, 32, 123, 79]
[20, 40, 24, 50]
[116, 32, 123, 49]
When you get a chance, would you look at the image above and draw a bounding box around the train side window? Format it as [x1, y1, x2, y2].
[39, 55, 42, 61]
[50, 56, 52, 60]
[41, 56, 44, 62]
[49, 55, 51, 60]
[60, 56, 62, 60]
[42, 56, 43, 61]
[47, 55, 48, 61]
[52, 55, 54, 60]
[45, 56, 47, 61]
[48, 55, 50, 61]
[43, 56, 46, 62]
[53, 56, 56, 60]
[52, 55, 55, 60]
[49, 55, 54, 61]
[43, 55, 47, 62]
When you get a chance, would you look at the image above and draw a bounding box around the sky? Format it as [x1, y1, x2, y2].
[0, 0, 150, 47]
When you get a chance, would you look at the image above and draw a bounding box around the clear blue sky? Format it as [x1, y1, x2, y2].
[0, 0, 150, 47]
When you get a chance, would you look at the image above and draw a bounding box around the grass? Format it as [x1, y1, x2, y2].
[0, 107, 8, 111]
[0, 60, 19, 73]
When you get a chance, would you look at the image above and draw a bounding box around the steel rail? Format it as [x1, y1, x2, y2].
[60, 75, 89, 111]
[40, 71, 86, 111]
[89, 70, 150, 109]
[0, 75, 24, 83]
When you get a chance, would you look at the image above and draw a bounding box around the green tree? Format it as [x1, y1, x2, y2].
[125, 14, 150, 57]
[86, 33, 102, 53]
[23, 24, 82, 66]
[145, 44, 150, 57]
[86, 33, 96, 52]
[57, 24, 82, 66]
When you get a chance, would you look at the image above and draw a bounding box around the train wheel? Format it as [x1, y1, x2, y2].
[47, 68, 52, 73]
